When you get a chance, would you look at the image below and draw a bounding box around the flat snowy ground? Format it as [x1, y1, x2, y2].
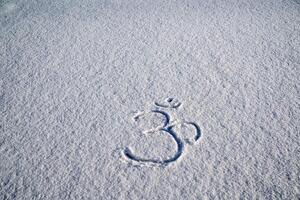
[0, 0, 300, 199]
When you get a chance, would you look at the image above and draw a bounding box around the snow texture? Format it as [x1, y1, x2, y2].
[0, 0, 300, 199]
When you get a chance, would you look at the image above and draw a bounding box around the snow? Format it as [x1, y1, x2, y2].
[0, 0, 299, 199]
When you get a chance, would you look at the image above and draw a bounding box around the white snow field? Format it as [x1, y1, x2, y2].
[0, 0, 300, 199]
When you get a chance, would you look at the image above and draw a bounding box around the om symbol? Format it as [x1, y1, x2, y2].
[123, 98, 202, 166]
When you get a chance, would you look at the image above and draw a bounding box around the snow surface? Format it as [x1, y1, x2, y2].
[0, 0, 300, 199]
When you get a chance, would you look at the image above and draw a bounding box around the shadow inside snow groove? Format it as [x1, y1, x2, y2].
[123, 126, 184, 165]
[154, 97, 181, 109]
[184, 122, 202, 141]
[123, 99, 202, 166]
[133, 110, 170, 128]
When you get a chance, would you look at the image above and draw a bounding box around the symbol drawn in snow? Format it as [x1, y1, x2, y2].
[123, 98, 202, 166]
[154, 97, 181, 108]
